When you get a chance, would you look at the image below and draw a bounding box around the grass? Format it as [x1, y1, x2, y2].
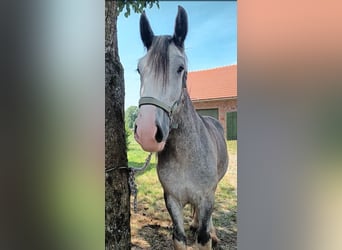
[127, 133, 237, 249]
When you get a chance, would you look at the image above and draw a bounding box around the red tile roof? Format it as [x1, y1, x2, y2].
[187, 65, 237, 101]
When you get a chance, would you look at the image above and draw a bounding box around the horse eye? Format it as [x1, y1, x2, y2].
[177, 66, 184, 74]
[136, 68, 140, 74]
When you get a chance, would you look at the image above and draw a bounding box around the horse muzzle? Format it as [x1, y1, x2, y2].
[134, 105, 170, 152]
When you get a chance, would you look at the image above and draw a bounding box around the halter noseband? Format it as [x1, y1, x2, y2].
[138, 91, 183, 129]
[138, 96, 179, 118]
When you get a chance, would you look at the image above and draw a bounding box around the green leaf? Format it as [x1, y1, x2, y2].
[118, 0, 160, 17]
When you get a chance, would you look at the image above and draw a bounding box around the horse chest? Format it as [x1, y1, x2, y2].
[157, 164, 191, 195]
[157, 162, 216, 204]
[157, 164, 188, 188]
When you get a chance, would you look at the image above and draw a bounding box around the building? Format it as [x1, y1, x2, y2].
[187, 65, 237, 140]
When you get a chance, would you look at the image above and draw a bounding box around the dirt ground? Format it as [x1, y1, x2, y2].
[130, 150, 237, 250]
[130, 201, 237, 249]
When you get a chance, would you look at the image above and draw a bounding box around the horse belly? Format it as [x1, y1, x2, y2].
[203, 116, 229, 181]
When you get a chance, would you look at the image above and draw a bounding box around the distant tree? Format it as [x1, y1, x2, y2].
[125, 106, 138, 130]
[105, 1, 158, 250]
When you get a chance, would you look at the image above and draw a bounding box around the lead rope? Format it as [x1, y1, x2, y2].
[106, 152, 152, 213]
[127, 152, 152, 213]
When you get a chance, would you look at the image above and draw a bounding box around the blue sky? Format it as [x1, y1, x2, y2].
[117, 1, 237, 108]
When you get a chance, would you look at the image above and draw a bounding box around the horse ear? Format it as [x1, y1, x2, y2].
[140, 11, 154, 50]
[173, 6, 188, 48]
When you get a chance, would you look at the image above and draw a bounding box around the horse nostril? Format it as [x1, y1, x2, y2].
[134, 124, 137, 134]
[155, 125, 163, 143]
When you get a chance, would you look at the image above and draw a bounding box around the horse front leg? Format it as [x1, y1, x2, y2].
[196, 197, 215, 250]
[164, 192, 187, 250]
[191, 206, 220, 248]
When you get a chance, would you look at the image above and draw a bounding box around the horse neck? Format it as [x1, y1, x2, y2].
[158, 90, 203, 160]
[170, 90, 201, 139]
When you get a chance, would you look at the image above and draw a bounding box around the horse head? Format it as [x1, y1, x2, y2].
[134, 6, 188, 152]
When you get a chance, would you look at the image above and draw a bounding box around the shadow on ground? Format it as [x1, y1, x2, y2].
[212, 208, 237, 250]
[132, 224, 173, 249]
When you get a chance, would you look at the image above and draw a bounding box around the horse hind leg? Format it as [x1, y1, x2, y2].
[209, 216, 220, 246]
[164, 193, 187, 250]
[190, 206, 199, 232]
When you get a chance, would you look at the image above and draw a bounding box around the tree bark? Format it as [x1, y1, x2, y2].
[105, 1, 130, 249]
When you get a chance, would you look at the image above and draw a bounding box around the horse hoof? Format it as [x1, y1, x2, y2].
[210, 232, 220, 246]
[196, 239, 212, 250]
[212, 237, 219, 248]
[174, 239, 187, 250]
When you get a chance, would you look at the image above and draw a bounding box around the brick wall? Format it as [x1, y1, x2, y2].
[192, 98, 237, 138]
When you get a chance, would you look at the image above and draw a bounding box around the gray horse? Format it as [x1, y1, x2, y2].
[134, 6, 228, 250]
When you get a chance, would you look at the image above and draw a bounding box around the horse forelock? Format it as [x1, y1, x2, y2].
[146, 35, 187, 89]
[146, 36, 172, 87]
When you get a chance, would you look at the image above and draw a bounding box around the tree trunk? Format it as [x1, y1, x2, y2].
[105, 1, 130, 249]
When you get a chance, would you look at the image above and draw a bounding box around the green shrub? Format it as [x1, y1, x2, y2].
[125, 125, 132, 147]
